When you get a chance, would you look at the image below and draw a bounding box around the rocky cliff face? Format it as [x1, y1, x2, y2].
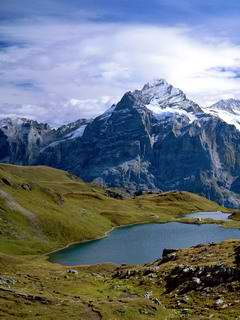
[1, 80, 240, 207]
[0, 118, 90, 165]
[0, 118, 53, 164]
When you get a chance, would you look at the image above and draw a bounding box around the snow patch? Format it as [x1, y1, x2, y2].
[99, 104, 116, 121]
[146, 99, 197, 123]
[64, 125, 87, 139]
[203, 108, 240, 131]
[203, 99, 240, 131]
[41, 124, 87, 151]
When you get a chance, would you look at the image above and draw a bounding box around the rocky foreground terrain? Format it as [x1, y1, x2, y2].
[1, 80, 240, 207]
[0, 240, 239, 319]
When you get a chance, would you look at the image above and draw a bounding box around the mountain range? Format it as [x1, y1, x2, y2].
[1, 79, 240, 207]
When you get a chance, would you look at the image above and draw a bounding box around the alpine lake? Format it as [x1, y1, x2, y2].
[49, 212, 240, 266]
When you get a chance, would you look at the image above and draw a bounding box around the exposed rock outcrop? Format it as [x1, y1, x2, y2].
[1, 80, 240, 207]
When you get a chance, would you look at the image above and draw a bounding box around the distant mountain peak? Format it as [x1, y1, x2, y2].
[125, 79, 203, 122]
[203, 98, 240, 131]
[139, 79, 183, 98]
[0, 117, 51, 130]
[209, 98, 240, 111]
[142, 78, 170, 90]
[1, 81, 240, 208]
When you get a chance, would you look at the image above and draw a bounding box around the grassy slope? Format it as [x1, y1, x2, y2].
[0, 240, 239, 319]
[0, 164, 226, 256]
[0, 164, 239, 320]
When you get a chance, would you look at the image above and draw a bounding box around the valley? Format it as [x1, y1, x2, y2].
[0, 164, 227, 256]
[2, 1, 240, 318]
[0, 164, 239, 319]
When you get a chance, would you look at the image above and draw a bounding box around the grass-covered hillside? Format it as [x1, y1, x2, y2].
[0, 164, 239, 320]
[0, 163, 226, 256]
[0, 239, 239, 319]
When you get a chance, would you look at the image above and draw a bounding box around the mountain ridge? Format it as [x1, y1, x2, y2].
[1, 79, 240, 207]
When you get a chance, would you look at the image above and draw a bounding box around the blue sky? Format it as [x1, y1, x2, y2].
[1, 0, 240, 125]
[1, 0, 240, 25]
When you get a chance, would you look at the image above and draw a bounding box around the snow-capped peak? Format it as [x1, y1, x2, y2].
[132, 79, 203, 123]
[142, 78, 171, 90]
[203, 99, 240, 131]
[208, 99, 240, 112]
[139, 79, 184, 102]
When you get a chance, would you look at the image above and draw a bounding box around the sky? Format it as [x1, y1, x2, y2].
[1, 0, 240, 126]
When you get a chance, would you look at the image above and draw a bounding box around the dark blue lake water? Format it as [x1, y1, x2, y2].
[49, 221, 240, 266]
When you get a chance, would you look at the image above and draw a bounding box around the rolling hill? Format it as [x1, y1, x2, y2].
[0, 163, 226, 256]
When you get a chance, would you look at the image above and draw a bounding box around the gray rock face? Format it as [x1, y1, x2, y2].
[1, 80, 240, 207]
[0, 117, 90, 165]
[0, 118, 53, 164]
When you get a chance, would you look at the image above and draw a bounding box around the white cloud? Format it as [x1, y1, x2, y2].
[1, 20, 240, 125]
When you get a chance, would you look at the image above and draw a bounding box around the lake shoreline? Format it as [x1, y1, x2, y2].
[47, 211, 238, 266]
[46, 219, 165, 258]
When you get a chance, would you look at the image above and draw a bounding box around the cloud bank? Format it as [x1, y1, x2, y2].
[1, 14, 240, 125]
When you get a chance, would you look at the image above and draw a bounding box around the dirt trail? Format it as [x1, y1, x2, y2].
[83, 303, 102, 320]
[0, 189, 36, 222]
[0, 189, 46, 240]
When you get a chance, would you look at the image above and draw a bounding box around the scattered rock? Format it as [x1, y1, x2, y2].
[149, 273, 158, 278]
[162, 248, 178, 258]
[181, 308, 189, 315]
[176, 300, 182, 307]
[161, 252, 177, 264]
[160, 248, 178, 264]
[192, 277, 201, 285]
[66, 269, 78, 275]
[215, 298, 224, 307]
[1, 178, 11, 186]
[21, 183, 32, 191]
[182, 295, 190, 303]
[0, 276, 16, 287]
[144, 291, 152, 299]
[209, 242, 217, 247]
[105, 189, 124, 200]
[193, 244, 204, 248]
[152, 298, 161, 305]
[113, 268, 140, 279]
[165, 264, 240, 293]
